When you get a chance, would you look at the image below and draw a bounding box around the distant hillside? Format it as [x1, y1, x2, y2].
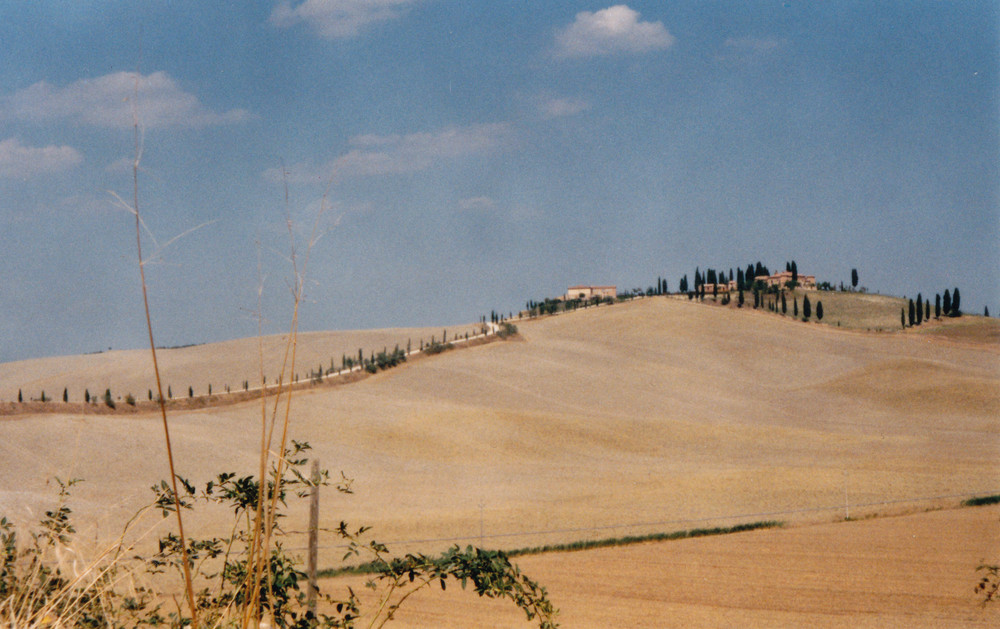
[0, 297, 995, 568]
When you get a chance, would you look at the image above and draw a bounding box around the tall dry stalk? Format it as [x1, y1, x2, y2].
[241, 163, 337, 627]
[125, 73, 199, 626]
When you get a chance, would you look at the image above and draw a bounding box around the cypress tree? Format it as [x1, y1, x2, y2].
[168, 385, 172, 398]
[816, 300, 823, 321]
[794, 297, 799, 317]
[851, 268, 859, 289]
[791, 260, 798, 284]
[188, 386, 193, 398]
[943, 289, 951, 315]
[951, 287, 961, 315]
[738, 288, 744, 307]
[901, 308, 905, 328]
[18, 389, 22, 403]
[935, 294, 941, 318]
[63, 388, 68, 403]
[803, 294, 811, 320]
[908, 299, 915, 326]
[924, 300, 930, 321]
[916, 294, 923, 325]
[986, 306, 990, 317]
[85, 389, 90, 403]
[781, 292, 787, 314]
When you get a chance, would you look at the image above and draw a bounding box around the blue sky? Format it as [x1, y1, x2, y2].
[1, 1, 997, 361]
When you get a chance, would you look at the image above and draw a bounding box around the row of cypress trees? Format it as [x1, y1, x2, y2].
[903, 288, 962, 327]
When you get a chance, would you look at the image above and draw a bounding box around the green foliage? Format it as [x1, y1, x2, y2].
[497, 322, 519, 339]
[63, 388, 68, 403]
[125, 393, 136, 406]
[802, 294, 811, 320]
[0, 439, 555, 628]
[0, 478, 157, 627]
[506, 521, 782, 558]
[422, 340, 455, 355]
[103, 389, 115, 409]
[816, 300, 823, 321]
[962, 494, 1000, 507]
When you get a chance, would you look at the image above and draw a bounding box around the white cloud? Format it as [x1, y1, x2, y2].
[270, 0, 417, 38]
[1, 72, 252, 129]
[554, 5, 675, 59]
[541, 96, 590, 118]
[267, 123, 511, 183]
[0, 137, 82, 179]
[458, 196, 495, 211]
[104, 156, 135, 175]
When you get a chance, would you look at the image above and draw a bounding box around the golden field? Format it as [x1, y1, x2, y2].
[1, 296, 998, 625]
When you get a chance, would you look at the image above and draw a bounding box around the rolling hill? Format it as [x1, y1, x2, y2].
[0, 296, 997, 625]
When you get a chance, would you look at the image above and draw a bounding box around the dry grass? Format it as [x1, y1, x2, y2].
[1, 296, 998, 624]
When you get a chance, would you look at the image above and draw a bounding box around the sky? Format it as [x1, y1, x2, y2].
[1, 1, 997, 361]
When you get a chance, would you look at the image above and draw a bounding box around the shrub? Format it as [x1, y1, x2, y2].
[0, 443, 559, 628]
[423, 340, 454, 355]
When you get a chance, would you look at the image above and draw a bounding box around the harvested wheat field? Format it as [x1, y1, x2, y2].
[333, 505, 1000, 628]
[1, 297, 998, 623]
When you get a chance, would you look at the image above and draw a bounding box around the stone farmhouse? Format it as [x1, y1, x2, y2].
[754, 271, 817, 289]
[566, 285, 617, 301]
[702, 271, 817, 293]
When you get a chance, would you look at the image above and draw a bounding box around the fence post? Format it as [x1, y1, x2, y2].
[307, 459, 319, 611]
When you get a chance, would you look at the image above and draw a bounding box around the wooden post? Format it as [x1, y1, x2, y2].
[307, 459, 319, 611]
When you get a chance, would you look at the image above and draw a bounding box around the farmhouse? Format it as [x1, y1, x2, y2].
[566, 285, 617, 300]
[754, 271, 817, 289]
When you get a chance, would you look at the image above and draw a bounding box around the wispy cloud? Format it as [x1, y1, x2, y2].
[554, 5, 675, 59]
[0, 137, 82, 179]
[458, 196, 495, 211]
[267, 123, 511, 183]
[1, 72, 252, 129]
[270, 0, 418, 38]
[541, 96, 590, 118]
